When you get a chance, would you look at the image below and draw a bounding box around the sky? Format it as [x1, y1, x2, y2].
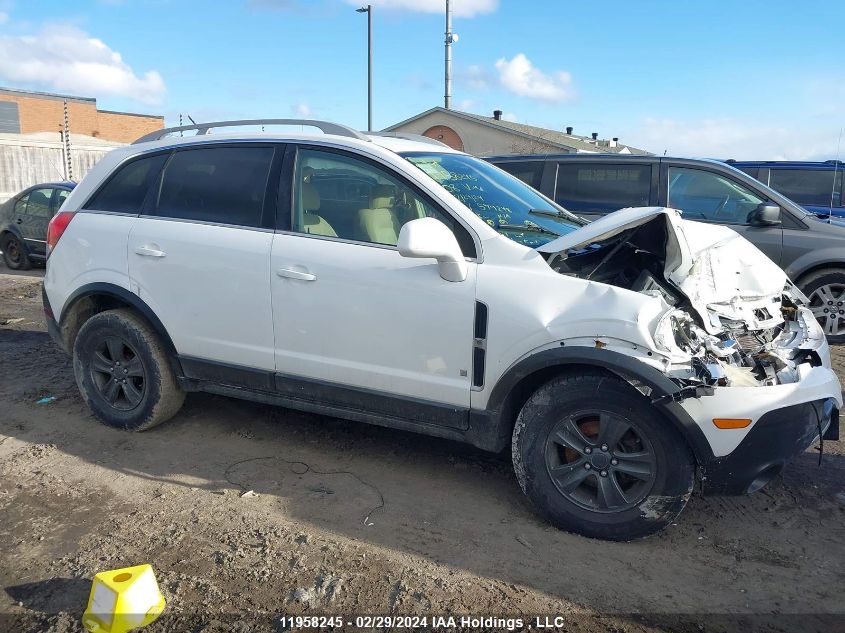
[0, 0, 843, 160]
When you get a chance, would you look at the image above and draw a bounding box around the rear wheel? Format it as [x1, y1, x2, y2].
[800, 268, 845, 344]
[512, 373, 695, 541]
[1, 233, 31, 270]
[73, 309, 185, 431]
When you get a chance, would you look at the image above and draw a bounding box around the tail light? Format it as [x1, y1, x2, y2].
[47, 211, 76, 257]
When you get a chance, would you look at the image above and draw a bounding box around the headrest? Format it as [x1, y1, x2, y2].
[370, 184, 396, 209]
[302, 182, 320, 211]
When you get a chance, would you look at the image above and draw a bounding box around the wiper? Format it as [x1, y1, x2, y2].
[497, 223, 560, 236]
[528, 208, 584, 223]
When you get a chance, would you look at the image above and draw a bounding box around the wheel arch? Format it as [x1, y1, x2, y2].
[793, 262, 845, 287]
[58, 283, 181, 372]
[474, 346, 714, 464]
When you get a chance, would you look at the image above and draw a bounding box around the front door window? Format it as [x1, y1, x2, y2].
[668, 167, 767, 224]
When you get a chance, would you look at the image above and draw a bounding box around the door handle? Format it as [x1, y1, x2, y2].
[134, 245, 166, 258]
[276, 267, 316, 281]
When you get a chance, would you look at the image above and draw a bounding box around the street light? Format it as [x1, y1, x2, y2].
[356, 5, 372, 131]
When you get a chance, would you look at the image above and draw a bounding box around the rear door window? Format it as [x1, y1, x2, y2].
[156, 146, 274, 228]
[554, 163, 651, 213]
[492, 161, 544, 188]
[768, 168, 838, 207]
[86, 154, 167, 214]
[52, 189, 70, 213]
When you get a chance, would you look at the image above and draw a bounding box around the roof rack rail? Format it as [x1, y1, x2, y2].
[133, 118, 371, 144]
[367, 131, 450, 148]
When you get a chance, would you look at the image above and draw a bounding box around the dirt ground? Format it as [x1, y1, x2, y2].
[1, 268, 844, 633]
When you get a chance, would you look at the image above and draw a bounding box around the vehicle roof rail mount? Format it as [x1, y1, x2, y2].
[133, 118, 372, 144]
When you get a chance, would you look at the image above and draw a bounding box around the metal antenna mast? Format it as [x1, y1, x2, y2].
[444, 0, 454, 109]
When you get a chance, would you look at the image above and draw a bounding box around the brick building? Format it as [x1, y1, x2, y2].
[0, 87, 163, 144]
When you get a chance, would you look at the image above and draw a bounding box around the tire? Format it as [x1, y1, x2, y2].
[72, 308, 185, 431]
[1, 233, 32, 270]
[799, 268, 845, 344]
[512, 373, 695, 541]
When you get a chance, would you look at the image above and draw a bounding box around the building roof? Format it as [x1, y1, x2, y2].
[384, 107, 652, 156]
[0, 86, 163, 119]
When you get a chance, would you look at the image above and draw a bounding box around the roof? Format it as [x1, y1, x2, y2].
[384, 107, 652, 156]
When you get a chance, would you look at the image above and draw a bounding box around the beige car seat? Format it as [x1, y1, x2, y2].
[301, 181, 337, 237]
[358, 184, 400, 245]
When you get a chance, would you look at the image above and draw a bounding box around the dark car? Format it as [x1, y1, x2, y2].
[0, 182, 75, 269]
[486, 154, 845, 342]
[724, 160, 844, 219]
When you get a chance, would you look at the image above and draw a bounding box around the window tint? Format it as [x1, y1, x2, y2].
[25, 188, 54, 217]
[768, 169, 841, 207]
[668, 167, 766, 224]
[86, 154, 167, 214]
[555, 164, 651, 213]
[493, 161, 543, 188]
[13, 194, 29, 215]
[53, 189, 70, 213]
[156, 146, 274, 228]
[294, 148, 474, 256]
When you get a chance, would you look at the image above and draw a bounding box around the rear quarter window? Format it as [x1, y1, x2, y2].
[85, 154, 168, 214]
[768, 168, 838, 207]
[555, 163, 651, 213]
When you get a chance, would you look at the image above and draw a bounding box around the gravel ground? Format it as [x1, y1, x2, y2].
[1, 270, 844, 633]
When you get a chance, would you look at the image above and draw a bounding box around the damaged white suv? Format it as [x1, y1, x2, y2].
[43, 119, 841, 540]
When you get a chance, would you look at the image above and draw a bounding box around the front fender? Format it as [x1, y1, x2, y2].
[474, 346, 714, 463]
[785, 248, 845, 283]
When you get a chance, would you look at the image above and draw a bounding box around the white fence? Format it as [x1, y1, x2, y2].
[0, 133, 123, 201]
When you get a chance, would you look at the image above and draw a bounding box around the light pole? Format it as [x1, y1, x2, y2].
[444, 0, 458, 109]
[356, 5, 373, 131]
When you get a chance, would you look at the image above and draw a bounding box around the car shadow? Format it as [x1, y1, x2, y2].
[2, 329, 844, 619]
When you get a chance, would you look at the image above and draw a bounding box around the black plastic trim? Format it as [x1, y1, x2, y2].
[177, 355, 470, 431]
[58, 282, 179, 360]
[702, 398, 837, 494]
[483, 346, 715, 461]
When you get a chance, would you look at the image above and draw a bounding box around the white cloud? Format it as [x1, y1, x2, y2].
[629, 117, 844, 161]
[343, 0, 497, 18]
[0, 11, 8, 24]
[0, 25, 165, 105]
[457, 98, 476, 111]
[495, 53, 575, 103]
[457, 64, 490, 90]
[292, 102, 312, 117]
[500, 112, 518, 122]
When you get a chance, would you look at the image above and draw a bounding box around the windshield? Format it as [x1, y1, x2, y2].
[402, 152, 583, 247]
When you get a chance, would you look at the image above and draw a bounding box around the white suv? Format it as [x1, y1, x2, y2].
[43, 119, 841, 540]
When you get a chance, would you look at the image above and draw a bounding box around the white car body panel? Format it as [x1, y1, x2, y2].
[127, 218, 275, 370]
[41, 129, 842, 477]
[270, 233, 477, 407]
[539, 207, 788, 334]
[44, 212, 137, 320]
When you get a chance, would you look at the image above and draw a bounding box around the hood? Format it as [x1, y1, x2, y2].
[538, 207, 787, 333]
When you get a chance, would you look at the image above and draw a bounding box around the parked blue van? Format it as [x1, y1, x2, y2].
[726, 160, 844, 219]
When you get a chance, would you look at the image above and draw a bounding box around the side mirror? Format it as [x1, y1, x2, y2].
[748, 203, 781, 227]
[397, 217, 468, 282]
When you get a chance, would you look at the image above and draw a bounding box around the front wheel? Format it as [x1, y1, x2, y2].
[512, 374, 695, 541]
[73, 309, 185, 431]
[799, 268, 845, 344]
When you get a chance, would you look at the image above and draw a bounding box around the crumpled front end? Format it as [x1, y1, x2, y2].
[653, 283, 832, 390]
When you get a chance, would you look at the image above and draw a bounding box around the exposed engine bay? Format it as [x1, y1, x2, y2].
[542, 212, 826, 389]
